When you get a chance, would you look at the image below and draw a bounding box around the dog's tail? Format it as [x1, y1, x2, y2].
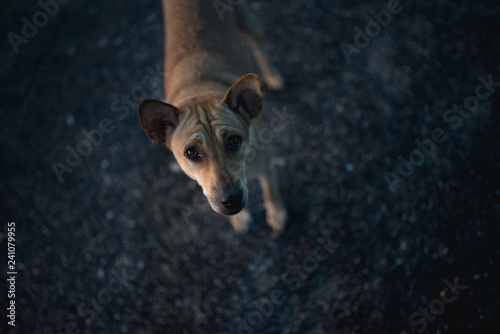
[161, 0, 171, 100]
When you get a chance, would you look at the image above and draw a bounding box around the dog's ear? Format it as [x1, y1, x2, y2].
[138, 99, 179, 146]
[222, 73, 265, 119]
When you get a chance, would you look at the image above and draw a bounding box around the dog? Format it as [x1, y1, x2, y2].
[138, 0, 286, 233]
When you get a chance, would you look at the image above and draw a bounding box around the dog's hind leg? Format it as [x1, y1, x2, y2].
[234, 2, 285, 90]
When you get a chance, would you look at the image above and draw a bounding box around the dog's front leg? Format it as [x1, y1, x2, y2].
[229, 208, 252, 234]
[259, 163, 287, 233]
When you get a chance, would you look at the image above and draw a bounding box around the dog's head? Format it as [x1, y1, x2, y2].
[138, 74, 264, 215]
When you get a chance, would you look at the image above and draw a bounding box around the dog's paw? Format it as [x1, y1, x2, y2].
[229, 209, 252, 234]
[264, 71, 285, 91]
[266, 205, 287, 233]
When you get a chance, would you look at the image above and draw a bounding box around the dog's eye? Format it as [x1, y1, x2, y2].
[226, 135, 243, 152]
[185, 147, 201, 160]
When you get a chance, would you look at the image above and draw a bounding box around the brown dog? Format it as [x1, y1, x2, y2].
[138, 0, 286, 233]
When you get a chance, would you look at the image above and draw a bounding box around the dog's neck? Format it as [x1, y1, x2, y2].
[173, 90, 225, 111]
[165, 53, 242, 105]
[161, 0, 254, 106]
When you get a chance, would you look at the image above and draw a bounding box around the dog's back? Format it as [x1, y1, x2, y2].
[162, 0, 255, 105]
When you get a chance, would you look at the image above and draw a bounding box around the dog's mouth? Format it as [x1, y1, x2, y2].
[221, 206, 245, 216]
[204, 181, 248, 216]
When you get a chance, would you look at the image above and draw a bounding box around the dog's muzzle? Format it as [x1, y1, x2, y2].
[219, 187, 244, 215]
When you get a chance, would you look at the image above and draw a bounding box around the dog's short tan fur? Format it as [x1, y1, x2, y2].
[138, 0, 286, 233]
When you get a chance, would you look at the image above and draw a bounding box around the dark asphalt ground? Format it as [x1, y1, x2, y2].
[1, 0, 499, 333]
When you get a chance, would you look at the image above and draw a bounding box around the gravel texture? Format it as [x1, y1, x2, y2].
[1, 0, 499, 333]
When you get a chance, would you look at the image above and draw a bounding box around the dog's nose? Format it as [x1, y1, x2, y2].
[220, 188, 243, 209]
